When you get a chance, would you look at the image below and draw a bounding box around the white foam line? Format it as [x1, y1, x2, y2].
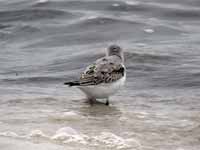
[112, 3, 120, 7]
[0, 129, 141, 149]
[37, 0, 49, 4]
[144, 28, 154, 33]
[125, 1, 140, 6]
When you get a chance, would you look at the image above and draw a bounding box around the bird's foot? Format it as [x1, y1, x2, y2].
[88, 98, 96, 105]
[87, 98, 110, 106]
[105, 99, 109, 106]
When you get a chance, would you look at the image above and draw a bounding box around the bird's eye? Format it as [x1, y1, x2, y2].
[112, 47, 117, 51]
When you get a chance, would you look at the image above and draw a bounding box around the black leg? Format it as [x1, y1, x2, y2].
[105, 98, 109, 106]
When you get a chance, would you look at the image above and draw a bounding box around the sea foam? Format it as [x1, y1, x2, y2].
[0, 128, 141, 149]
[51, 127, 87, 145]
[92, 132, 140, 149]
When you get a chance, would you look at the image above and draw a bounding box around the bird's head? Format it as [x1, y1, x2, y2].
[106, 45, 124, 62]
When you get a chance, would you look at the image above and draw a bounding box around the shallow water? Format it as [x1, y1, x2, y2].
[0, 0, 200, 149]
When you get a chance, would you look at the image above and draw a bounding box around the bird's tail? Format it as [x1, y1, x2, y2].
[64, 81, 80, 87]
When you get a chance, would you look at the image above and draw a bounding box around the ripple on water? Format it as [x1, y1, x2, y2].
[0, 131, 19, 138]
[49, 111, 85, 121]
[0, 9, 69, 22]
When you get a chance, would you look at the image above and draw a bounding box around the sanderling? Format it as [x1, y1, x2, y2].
[64, 45, 126, 105]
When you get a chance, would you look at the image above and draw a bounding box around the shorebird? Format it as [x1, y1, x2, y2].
[64, 45, 126, 105]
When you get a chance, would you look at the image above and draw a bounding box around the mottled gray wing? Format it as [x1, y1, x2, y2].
[79, 57, 125, 86]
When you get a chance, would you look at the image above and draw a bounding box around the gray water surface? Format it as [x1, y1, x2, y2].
[0, 0, 200, 149]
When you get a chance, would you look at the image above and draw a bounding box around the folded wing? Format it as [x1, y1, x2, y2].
[79, 57, 125, 86]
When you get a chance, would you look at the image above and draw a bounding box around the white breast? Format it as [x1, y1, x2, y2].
[78, 74, 126, 99]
